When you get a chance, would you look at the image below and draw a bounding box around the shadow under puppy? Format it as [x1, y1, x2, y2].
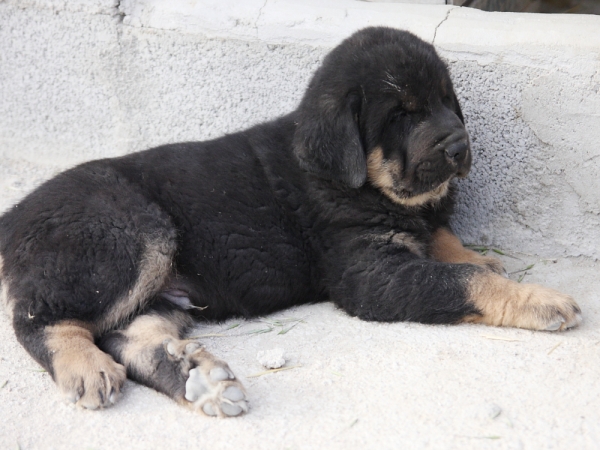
[0, 27, 581, 417]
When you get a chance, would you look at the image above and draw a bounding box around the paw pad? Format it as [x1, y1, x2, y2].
[165, 339, 248, 417]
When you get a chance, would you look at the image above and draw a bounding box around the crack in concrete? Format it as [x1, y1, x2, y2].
[255, 0, 269, 38]
[432, 7, 454, 46]
[112, 0, 125, 24]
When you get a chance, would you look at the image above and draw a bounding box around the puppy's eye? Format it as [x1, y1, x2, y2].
[389, 109, 407, 123]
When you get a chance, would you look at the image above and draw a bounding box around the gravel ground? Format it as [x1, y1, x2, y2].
[0, 158, 599, 449]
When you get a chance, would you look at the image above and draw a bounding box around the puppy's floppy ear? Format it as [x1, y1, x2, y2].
[293, 91, 367, 189]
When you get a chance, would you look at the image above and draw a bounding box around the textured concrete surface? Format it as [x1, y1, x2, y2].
[1, 1, 599, 449]
[1, 251, 599, 449]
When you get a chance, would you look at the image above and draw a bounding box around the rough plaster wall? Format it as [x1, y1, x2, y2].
[1, 7, 120, 165]
[449, 61, 600, 257]
[0, 2, 324, 206]
[0, 3, 322, 162]
[112, 30, 323, 148]
[1, 1, 599, 258]
[0, 4, 122, 207]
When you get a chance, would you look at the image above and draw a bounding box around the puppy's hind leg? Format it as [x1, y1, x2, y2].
[46, 321, 126, 408]
[5, 224, 176, 409]
[98, 301, 249, 417]
[0, 167, 179, 409]
[11, 315, 126, 409]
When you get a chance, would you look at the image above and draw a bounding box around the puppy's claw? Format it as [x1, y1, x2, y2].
[67, 392, 81, 403]
[545, 320, 564, 331]
[566, 313, 583, 329]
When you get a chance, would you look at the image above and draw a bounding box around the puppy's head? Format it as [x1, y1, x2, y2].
[293, 27, 471, 206]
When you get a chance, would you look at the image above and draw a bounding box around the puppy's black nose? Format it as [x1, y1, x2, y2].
[444, 140, 468, 163]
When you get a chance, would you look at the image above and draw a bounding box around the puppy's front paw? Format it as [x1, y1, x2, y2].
[466, 272, 582, 331]
[164, 339, 248, 417]
[509, 284, 582, 331]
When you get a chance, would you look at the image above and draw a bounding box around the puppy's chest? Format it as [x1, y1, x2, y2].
[361, 203, 440, 258]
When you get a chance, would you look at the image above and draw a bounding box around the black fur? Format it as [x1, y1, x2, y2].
[0, 27, 484, 396]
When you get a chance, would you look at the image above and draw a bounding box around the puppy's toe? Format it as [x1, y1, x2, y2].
[544, 320, 564, 331]
[57, 351, 126, 410]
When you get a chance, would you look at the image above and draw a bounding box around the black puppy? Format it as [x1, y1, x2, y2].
[0, 27, 581, 416]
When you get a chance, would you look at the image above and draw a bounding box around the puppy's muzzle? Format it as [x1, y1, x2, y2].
[440, 131, 471, 178]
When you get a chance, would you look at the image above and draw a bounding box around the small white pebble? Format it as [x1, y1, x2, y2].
[475, 402, 502, 421]
[257, 348, 286, 369]
[487, 403, 502, 420]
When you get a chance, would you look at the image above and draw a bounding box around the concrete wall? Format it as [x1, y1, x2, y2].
[1, 0, 599, 258]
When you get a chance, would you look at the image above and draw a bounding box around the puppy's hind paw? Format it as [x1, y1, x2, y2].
[47, 322, 126, 410]
[185, 366, 248, 417]
[57, 350, 126, 410]
[165, 339, 248, 417]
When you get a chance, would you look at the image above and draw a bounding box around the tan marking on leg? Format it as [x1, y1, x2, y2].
[430, 228, 505, 274]
[46, 320, 126, 409]
[120, 312, 193, 378]
[97, 236, 176, 333]
[367, 147, 450, 207]
[113, 313, 248, 416]
[464, 271, 582, 331]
